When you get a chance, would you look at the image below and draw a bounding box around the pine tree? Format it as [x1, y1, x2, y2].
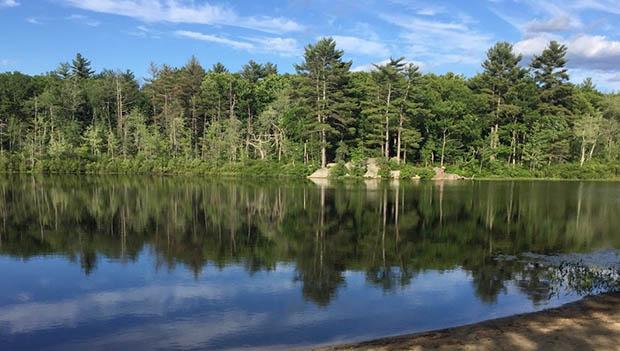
[531, 41, 573, 113]
[530, 41, 574, 164]
[71, 53, 94, 79]
[209, 62, 228, 73]
[294, 38, 353, 167]
[475, 42, 527, 163]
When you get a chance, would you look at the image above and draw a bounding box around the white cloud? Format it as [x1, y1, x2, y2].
[350, 22, 380, 41]
[0, 0, 18, 8]
[523, 15, 582, 33]
[247, 37, 300, 56]
[62, 0, 303, 33]
[176, 30, 299, 56]
[569, 0, 620, 15]
[127, 25, 160, 38]
[571, 69, 620, 92]
[380, 14, 493, 66]
[67, 14, 101, 27]
[513, 33, 560, 56]
[0, 59, 12, 66]
[387, 1, 445, 16]
[491, 0, 620, 90]
[176, 30, 254, 51]
[26, 17, 41, 24]
[329, 35, 390, 57]
[514, 34, 620, 71]
[569, 34, 620, 70]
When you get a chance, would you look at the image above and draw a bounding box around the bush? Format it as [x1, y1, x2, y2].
[377, 158, 397, 178]
[329, 161, 348, 178]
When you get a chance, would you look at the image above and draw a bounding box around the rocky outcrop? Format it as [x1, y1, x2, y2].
[307, 167, 330, 179]
[364, 158, 380, 178]
[432, 167, 466, 180]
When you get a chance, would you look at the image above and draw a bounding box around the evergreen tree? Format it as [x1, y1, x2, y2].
[530, 41, 574, 164]
[294, 38, 353, 167]
[531, 41, 573, 113]
[209, 62, 228, 73]
[474, 42, 527, 163]
[71, 53, 94, 79]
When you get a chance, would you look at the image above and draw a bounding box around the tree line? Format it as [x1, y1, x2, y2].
[0, 39, 619, 176]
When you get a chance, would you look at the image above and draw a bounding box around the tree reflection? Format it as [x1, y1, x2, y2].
[0, 176, 618, 305]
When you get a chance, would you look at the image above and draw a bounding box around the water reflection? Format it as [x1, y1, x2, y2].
[0, 176, 618, 350]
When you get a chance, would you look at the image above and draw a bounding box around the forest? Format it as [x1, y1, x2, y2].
[0, 38, 619, 178]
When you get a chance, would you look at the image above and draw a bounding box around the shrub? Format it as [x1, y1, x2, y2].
[329, 161, 348, 178]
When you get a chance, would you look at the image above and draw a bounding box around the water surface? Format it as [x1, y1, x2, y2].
[0, 177, 618, 350]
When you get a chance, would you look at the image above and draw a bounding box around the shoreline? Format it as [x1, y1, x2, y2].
[314, 292, 620, 351]
[1, 172, 620, 182]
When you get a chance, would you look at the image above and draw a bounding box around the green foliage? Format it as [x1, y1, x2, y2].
[329, 161, 349, 178]
[400, 165, 435, 179]
[0, 40, 619, 179]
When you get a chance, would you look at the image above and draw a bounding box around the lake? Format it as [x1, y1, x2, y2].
[0, 176, 618, 350]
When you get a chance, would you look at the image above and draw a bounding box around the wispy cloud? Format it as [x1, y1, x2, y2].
[379, 14, 493, 66]
[0, 0, 19, 8]
[0, 58, 12, 66]
[62, 0, 304, 34]
[523, 15, 582, 34]
[26, 17, 41, 24]
[246, 37, 300, 56]
[329, 35, 390, 57]
[176, 30, 254, 51]
[126, 25, 160, 39]
[489, 0, 620, 90]
[67, 14, 101, 27]
[386, 0, 445, 16]
[176, 30, 300, 56]
[569, 0, 620, 15]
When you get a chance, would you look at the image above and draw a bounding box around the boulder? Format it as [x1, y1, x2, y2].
[432, 167, 466, 180]
[389, 170, 401, 179]
[364, 158, 381, 178]
[307, 167, 330, 179]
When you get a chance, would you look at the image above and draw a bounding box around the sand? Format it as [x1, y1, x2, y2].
[314, 293, 620, 351]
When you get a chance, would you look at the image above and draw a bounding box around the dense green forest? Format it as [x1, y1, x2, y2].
[1, 38, 619, 178]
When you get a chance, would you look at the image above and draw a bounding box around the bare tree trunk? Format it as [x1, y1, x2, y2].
[115, 77, 125, 158]
[321, 79, 327, 168]
[588, 139, 596, 161]
[191, 96, 197, 156]
[490, 96, 500, 161]
[396, 116, 403, 164]
[580, 136, 586, 167]
[384, 84, 392, 159]
[304, 141, 308, 164]
[511, 130, 517, 166]
[246, 105, 252, 156]
[396, 76, 412, 164]
[440, 128, 447, 167]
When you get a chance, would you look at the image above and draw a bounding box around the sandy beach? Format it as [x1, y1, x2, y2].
[315, 293, 620, 351]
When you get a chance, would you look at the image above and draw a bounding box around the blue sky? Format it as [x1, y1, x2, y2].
[1, 0, 620, 90]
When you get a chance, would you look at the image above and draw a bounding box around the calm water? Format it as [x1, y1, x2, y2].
[0, 176, 619, 350]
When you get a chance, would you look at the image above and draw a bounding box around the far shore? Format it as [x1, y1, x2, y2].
[313, 293, 620, 351]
